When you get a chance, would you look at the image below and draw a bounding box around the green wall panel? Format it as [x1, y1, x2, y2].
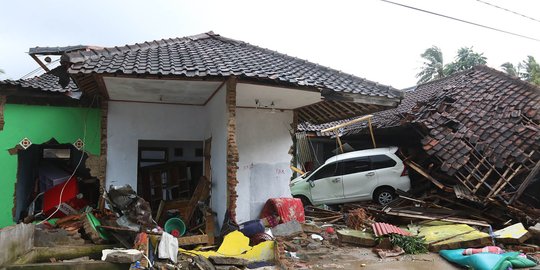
[0, 104, 101, 228]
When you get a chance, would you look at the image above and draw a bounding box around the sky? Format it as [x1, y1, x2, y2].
[0, 0, 539, 89]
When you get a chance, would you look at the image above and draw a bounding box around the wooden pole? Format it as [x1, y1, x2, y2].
[368, 118, 377, 148]
[320, 114, 373, 133]
[335, 130, 344, 153]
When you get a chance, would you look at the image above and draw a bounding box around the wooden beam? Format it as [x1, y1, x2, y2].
[203, 80, 226, 105]
[510, 160, 540, 204]
[321, 115, 373, 133]
[368, 118, 377, 148]
[405, 160, 454, 192]
[30, 54, 50, 72]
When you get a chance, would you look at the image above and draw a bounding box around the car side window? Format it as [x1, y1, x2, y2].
[340, 158, 371, 175]
[310, 163, 339, 180]
[370, 155, 397, 170]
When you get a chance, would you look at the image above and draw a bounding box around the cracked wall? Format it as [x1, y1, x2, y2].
[0, 104, 101, 228]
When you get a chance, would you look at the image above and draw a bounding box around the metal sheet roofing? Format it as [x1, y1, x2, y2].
[372, 222, 411, 237]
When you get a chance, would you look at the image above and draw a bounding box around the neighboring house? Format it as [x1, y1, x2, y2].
[36, 31, 403, 226]
[299, 66, 540, 209]
[0, 68, 101, 228]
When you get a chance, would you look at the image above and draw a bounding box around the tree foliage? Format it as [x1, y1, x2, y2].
[416, 46, 487, 84]
[416, 46, 445, 84]
[501, 56, 540, 86]
[501, 62, 517, 77]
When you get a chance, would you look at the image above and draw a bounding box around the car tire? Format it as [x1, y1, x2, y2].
[374, 187, 395, 205]
[295, 196, 312, 207]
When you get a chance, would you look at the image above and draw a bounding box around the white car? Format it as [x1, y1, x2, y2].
[290, 147, 411, 205]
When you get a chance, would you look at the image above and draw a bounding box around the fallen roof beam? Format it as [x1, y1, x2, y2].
[404, 160, 454, 193]
[321, 114, 373, 133]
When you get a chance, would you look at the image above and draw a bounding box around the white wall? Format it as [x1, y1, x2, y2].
[205, 89, 228, 227]
[236, 108, 294, 223]
[106, 101, 207, 188]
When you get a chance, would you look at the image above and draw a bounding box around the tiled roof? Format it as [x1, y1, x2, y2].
[64, 32, 401, 99]
[29, 45, 103, 55]
[409, 66, 539, 175]
[1, 72, 78, 93]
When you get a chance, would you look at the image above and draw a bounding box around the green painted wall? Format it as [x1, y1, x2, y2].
[0, 104, 101, 228]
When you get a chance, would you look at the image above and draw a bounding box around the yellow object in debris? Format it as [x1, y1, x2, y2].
[217, 230, 251, 255]
[418, 224, 491, 251]
[493, 223, 531, 244]
[180, 230, 275, 262]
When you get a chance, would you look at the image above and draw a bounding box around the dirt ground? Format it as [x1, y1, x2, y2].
[287, 244, 460, 270]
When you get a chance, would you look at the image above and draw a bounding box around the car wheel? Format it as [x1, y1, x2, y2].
[295, 196, 311, 206]
[374, 188, 395, 205]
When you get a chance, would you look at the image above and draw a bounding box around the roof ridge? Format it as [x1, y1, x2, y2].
[64, 32, 216, 64]
[214, 35, 400, 94]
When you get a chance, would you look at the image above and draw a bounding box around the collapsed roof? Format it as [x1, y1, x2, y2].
[301, 65, 540, 206]
[407, 66, 539, 204]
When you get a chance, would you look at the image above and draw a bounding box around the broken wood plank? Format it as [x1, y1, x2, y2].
[377, 208, 490, 227]
[404, 160, 454, 192]
[178, 234, 210, 246]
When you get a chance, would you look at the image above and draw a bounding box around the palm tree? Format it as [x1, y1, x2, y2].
[444, 47, 487, 75]
[519, 56, 540, 85]
[416, 46, 487, 84]
[501, 62, 518, 77]
[416, 46, 445, 84]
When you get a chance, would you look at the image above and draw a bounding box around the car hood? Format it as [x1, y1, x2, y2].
[290, 175, 307, 185]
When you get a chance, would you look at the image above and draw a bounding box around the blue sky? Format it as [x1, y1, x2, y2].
[1, 0, 538, 89]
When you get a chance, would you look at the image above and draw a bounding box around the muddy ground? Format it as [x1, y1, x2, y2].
[288, 244, 459, 270]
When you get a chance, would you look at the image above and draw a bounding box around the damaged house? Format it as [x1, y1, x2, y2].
[299, 65, 540, 224]
[0, 32, 404, 229]
[0, 63, 102, 228]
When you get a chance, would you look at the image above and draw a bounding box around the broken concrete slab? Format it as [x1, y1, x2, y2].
[101, 249, 143, 264]
[271, 220, 303, 238]
[12, 245, 117, 265]
[528, 223, 540, 240]
[494, 223, 531, 244]
[214, 266, 242, 270]
[5, 261, 129, 270]
[0, 223, 34, 267]
[209, 256, 249, 266]
[301, 223, 322, 234]
[418, 224, 491, 252]
[34, 228, 84, 247]
[336, 229, 376, 247]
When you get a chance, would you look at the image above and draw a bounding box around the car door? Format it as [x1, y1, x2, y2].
[341, 157, 378, 201]
[308, 162, 344, 204]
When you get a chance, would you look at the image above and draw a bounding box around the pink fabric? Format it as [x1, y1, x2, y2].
[462, 246, 503, 255]
[260, 198, 305, 225]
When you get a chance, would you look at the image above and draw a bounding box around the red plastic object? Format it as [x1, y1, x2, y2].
[325, 227, 335, 234]
[372, 222, 411, 237]
[42, 177, 87, 218]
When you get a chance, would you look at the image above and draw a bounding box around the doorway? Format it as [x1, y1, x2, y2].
[136, 140, 204, 214]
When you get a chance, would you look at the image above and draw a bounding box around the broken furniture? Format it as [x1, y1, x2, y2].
[139, 161, 193, 213]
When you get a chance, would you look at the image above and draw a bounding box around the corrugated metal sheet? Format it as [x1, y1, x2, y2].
[372, 222, 411, 237]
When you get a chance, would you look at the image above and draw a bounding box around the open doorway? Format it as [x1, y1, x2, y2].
[136, 140, 205, 215]
[15, 139, 100, 223]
